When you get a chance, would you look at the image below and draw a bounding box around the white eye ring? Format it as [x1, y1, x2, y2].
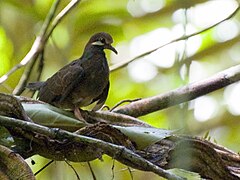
[91, 41, 104, 46]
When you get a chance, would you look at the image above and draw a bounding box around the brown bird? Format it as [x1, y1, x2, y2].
[27, 32, 117, 120]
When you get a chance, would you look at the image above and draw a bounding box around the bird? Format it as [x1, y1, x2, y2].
[26, 32, 117, 121]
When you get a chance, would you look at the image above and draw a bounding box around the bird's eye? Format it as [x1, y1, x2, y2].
[99, 38, 105, 43]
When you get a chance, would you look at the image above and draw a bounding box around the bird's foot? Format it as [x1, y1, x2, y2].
[74, 107, 87, 123]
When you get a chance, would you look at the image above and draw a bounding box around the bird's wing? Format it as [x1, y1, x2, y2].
[38, 60, 84, 103]
[92, 81, 109, 111]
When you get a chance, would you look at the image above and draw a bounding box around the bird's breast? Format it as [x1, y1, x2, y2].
[71, 57, 109, 105]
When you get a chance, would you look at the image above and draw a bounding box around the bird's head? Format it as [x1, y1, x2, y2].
[88, 32, 118, 54]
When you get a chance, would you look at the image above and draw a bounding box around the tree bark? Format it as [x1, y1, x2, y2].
[0, 93, 240, 179]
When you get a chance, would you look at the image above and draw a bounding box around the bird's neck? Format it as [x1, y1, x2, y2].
[82, 45, 105, 59]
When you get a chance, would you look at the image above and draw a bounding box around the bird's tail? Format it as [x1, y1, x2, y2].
[26, 82, 44, 91]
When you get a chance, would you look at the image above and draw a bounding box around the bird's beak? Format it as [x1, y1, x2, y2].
[105, 44, 118, 54]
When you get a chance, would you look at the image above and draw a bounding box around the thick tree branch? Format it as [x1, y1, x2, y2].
[80, 109, 151, 127]
[0, 93, 240, 179]
[0, 116, 183, 180]
[114, 64, 240, 117]
[0, 115, 239, 179]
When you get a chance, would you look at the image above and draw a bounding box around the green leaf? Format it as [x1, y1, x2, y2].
[23, 102, 174, 148]
[167, 168, 202, 180]
[115, 126, 175, 149]
[22, 103, 84, 131]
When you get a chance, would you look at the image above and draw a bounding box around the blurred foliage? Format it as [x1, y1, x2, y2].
[1, 0, 240, 179]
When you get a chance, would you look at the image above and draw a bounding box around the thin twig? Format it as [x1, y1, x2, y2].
[12, 50, 44, 95]
[176, 8, 189, 129]
[65, 160, 81, 180]
[34, 160, 54, 176]
[0, 0, 60, 85]
[39, 0, 61, 37]
[87, 162, 96, 180]
[101, 105, 111, 111]
[12, 57, 37, 95]
[0, 0, 81, 85]
[110, 4, 240, 72]
[36, 49, 45, 82]
[45, 0, 81, 41]
[110, 98, 141, 112]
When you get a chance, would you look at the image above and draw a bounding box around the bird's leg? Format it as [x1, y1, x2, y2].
[74, 107, 86, 123]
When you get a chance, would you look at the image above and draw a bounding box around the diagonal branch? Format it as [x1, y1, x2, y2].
[110, 4, 240, 72]
[0, 93, 239, 179]
[0, 116, 183, 180]
[45, 0, 81, 41]
[39, 0, 61, 37]
[0, 0, 81, 85]
[114, 63, 240, 117]
[12, 50, 45, 95]
[0, 106, 239, 179]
